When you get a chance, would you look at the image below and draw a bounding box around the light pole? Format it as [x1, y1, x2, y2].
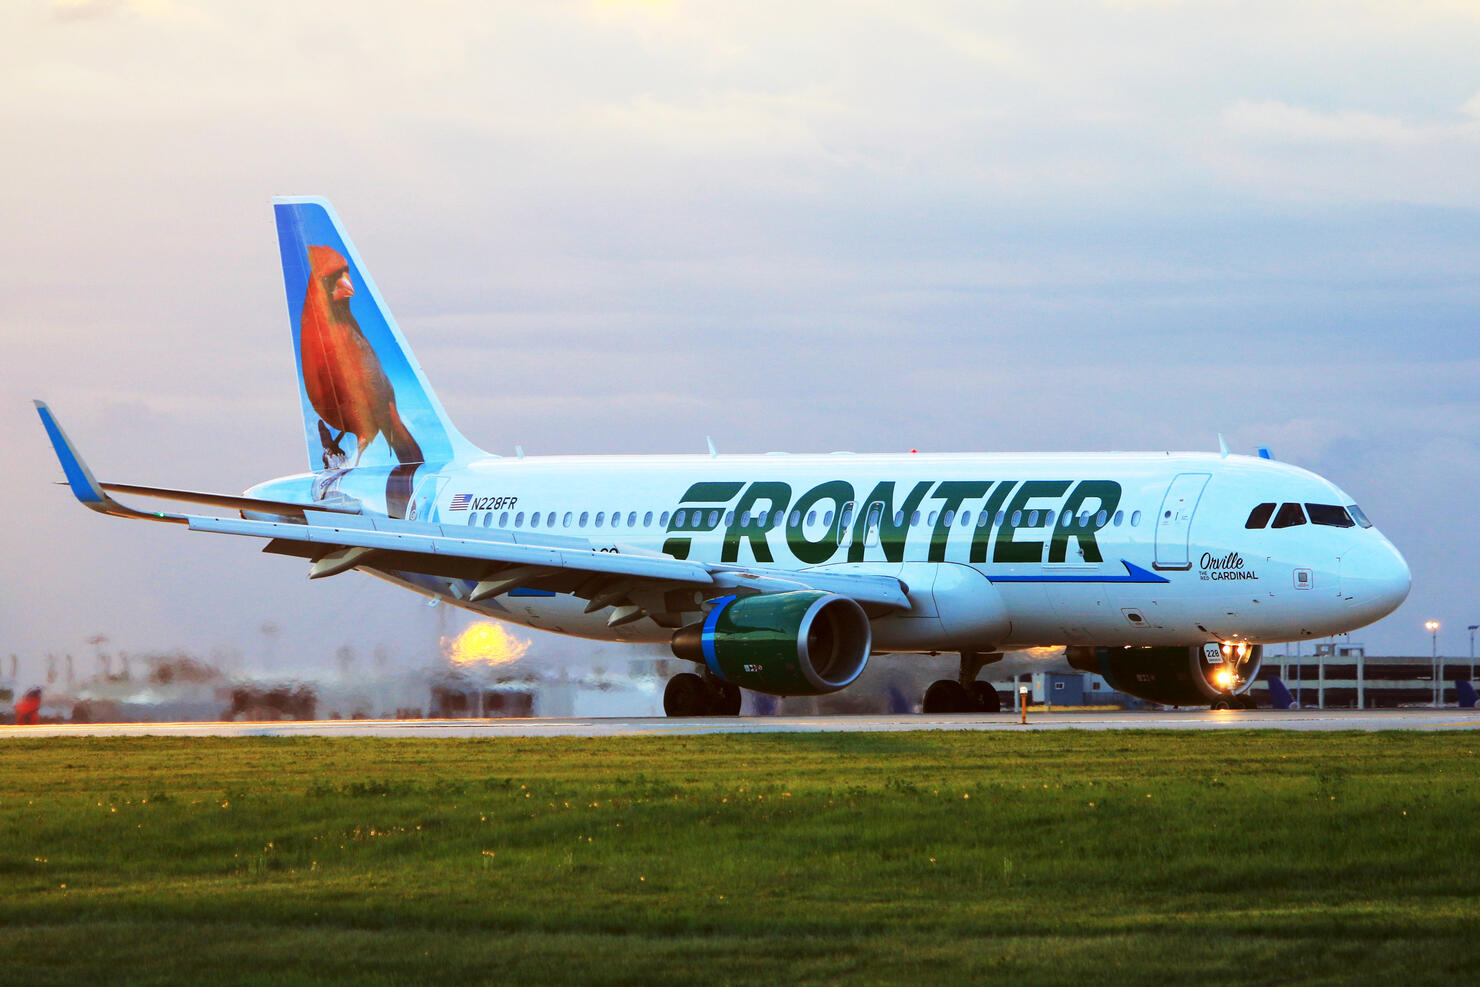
[1425, 620, 1441, 706]
[1468, 625, 1477, 685]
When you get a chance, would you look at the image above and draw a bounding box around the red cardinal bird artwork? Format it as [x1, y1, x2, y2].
[300, 245, 424, 471]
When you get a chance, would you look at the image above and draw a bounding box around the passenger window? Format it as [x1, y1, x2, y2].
[1306, 504, 1355, 528]
[977, 511, 990, 528]
[484, 513, 493, 528]
[928, 511, 939, 526]
[1245, 503, 1276, 529]
[1130, 510, 1141, 526]
[467, 513, 476, 526]
[1348, 505, 1372, 528]
[596, 511, 606, 527]
[894, 510, 905, 526]
[530, 513, 540, 529]
[659, 511, 670, 527]
[1272, 503, 1307, 528]
[840, 504, 854, 528]
[911, 510, 921, 526]
[740, 511, 751, 527]
[1112, 510, 1122, 526]
[959, 510, 971, 527]
[643, 511, 652, 527]
[807, 510, 817, 526]
[660, 511, 671, 528]
[514, 511, 525, 527]
[1027, 510, 1038, 527]
[757, 510, 769, 527]
[942, 509, 955, 526]
[823, 511, 834, 527]
[544, 512, 554, 527]
[499, 511, 509, 527]
[563, 512, 573, 528]
[1011, 510, 1022, 526]
[1061, 509, 1073, 527]
[630, 512, 639, 527]
[1095, 510, 1107, 527]
[725, 510, 735, 526]
[578, 511, 588, 527]
[1079, 511, 1091, 528]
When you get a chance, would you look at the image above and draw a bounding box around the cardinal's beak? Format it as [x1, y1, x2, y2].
[332, 272, 355, 301]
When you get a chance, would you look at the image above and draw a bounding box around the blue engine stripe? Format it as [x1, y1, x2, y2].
[507, 588, 555, 597]
[701, 595, 738, 681]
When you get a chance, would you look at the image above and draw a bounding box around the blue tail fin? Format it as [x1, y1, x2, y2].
[273, 197, 479, 473]
[1457, 680, 1478, 709]
[1266, 676, 1295, 710]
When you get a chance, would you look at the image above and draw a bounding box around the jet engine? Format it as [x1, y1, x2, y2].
[671, 591, 871, 696]
[1067, 643, 1263, 707]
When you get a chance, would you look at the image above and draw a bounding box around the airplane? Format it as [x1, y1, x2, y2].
[34, 197, 1412, 717]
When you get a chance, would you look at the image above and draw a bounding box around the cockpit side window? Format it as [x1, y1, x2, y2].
[1348, 504, 1373, 528]
[1245, 503, 1276, 529]
[1271, 502, 1306, 528]
[1305, 503, 1355, 528]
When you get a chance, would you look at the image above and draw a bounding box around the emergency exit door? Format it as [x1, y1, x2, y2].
[1153, 472, 1210, 570]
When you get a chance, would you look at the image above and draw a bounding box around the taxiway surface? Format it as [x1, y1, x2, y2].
[4, 708, 1479, 738]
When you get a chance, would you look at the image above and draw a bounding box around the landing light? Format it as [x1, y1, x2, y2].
[1213, 668, 1236, 690]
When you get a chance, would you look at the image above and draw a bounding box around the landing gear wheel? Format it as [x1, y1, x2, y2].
[1211, 698, 1233, 710]
[664, 673, 711, 717]
[1236, 694, 1258, 710]
[923, 679, 971, 714]
[716, 682, 742, 716]
[971, 680, 1002, 713]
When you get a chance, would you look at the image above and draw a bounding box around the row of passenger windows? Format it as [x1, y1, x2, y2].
[464, 504, 1146, 531]
[1245, 502, 1371, 530]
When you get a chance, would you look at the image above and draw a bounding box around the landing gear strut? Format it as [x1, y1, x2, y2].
[663, 672, 742, 717]
[922, 651, 1004, 713]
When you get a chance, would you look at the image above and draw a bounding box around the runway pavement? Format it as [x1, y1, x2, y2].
[5, 707, 1480, 738]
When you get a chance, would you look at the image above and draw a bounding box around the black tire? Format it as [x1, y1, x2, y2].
[716, 682, 742, 716]
[1211, 698, 1232, 710]
[664, 673, 710, 717]
[923, 679, 971, 714]
[1237, 694, 1258, 710]
[971, 680, 1002, 713]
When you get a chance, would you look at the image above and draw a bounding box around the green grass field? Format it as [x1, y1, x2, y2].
[2, 732, 1478, 985]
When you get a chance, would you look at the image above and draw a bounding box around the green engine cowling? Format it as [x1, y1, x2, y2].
[670, 591, 872, 696]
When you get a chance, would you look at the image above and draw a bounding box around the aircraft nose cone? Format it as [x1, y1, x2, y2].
[1343, 539, 1411, 623]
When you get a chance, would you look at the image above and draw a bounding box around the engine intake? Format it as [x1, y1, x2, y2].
[671, 591, 871, 696]
[1067, 643, 1263, 707]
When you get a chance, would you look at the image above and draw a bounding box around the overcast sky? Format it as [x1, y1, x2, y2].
[3, 0, 1478, 681]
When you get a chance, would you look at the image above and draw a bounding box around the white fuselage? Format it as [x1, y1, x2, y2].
[253, 449, 1411, 654]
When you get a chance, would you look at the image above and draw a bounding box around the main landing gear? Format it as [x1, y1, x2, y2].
[663, 672, 742, 717]
[1211, 694, 1259, 711]
[922, 651, 1005, 714]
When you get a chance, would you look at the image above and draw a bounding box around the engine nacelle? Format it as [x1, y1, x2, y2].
[1067, 643, 1263, 706]
[671, 591, 871, 696]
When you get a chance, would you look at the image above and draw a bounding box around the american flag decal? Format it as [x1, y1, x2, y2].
[449, 493, 472, 511]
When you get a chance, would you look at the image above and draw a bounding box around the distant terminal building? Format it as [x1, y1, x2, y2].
[1252, 644, 1476, 709]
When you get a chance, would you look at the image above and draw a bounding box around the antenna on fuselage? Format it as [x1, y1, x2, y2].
[1217, 433, 1230, 458]
[706, 436, 718, 458]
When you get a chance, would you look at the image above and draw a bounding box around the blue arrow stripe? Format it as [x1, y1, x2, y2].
[990, 560, 1170, 584]
[701, 595, 738, 680]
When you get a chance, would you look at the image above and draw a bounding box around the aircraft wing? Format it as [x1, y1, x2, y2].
[35, 402, 910, 623]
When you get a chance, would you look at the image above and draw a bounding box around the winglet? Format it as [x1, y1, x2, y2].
[34, 400, 109, 507]
[33, 401, 183, 523]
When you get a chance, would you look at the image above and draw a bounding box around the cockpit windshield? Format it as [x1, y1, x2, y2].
[1305, 503, 1355, 528]
[1347, 504, 1373, 528]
